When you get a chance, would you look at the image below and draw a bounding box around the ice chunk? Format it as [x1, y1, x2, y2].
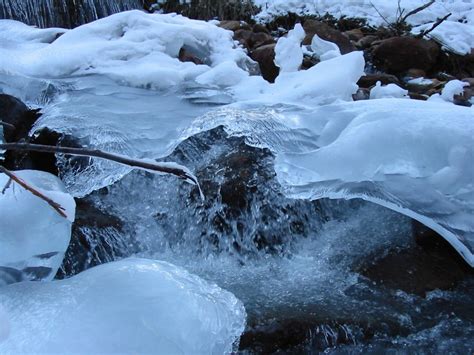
[310, 34, 341, 61]
[274, 23, 305, 72]
[0, 258, 246, 354]
[370, 81, 408, 99]
[0, 170, 75, 284]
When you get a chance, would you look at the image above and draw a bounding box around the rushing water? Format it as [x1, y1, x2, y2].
[0, 0, 144, 28]
[2, 70, 472, 353]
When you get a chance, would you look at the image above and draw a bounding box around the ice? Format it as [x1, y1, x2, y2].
[274, 23, 305, 72]
[370, 81, 408, 99]
[0, 258, 246, 354]
[188, 99, 474, 266]
[0, 170, 75, 284]
[440, 79, 470, 102]
[310, 34, 341, 61]
[0, 11, 251, 91]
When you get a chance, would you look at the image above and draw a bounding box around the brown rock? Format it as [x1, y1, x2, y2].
[405, 68, 426, 78]
[372, 37, 440, 74]
[248, 32, 275, 49]
[355, 35, 378, 49]
[218, 20, 250, 32]
[357, 74, 401, 88]
[178, 47, 204, 65]
[250, 43, 279, 83]
[302, 19, 356, 54]
[233, 29, 253, 48]
[252, 23, 270, 34]
[344, 28, 364, 41]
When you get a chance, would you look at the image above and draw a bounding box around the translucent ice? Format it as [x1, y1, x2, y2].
[0, 258, 246, 354]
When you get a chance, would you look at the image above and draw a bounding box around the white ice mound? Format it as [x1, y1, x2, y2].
[275, 99, 474, 266]
[0, 170, 75, 284]
[370, 81, 408, 99]
[0, 258, 246, 354]
[274, 23, 305, 72]
[0, 11, 251, 90]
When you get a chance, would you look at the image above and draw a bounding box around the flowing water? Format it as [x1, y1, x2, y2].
[0, 0, 144, 28]
[1, 70, 473, 353]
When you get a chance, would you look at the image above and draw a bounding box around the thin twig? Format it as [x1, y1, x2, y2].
[0, 121, 15, 130]
[401, 0, 435, 23]
[370, 1, 393, 29]
[417, 13, 452, 38]
[1, 177, 12, 194]
[0, 142, 198, 185]
[0, 166, 67, 218]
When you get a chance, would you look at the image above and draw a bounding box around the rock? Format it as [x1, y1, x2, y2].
[372, 37, 440, 74]
[0, 94, 40, 143]
[178, 47, 204, 65]
[405, 68, 426, 78]
[248, 32, 275, 49]
[344, 28, 364, 41]
[57, 195, 128, 278]
[355, 35, 378, 49]
[408, 92, 429, 101]
[302, 19, 355, 54]
[218, 20, 250, 32]
[405, 78, 442, 94]
[358, 220, 473, 296]
[233, 29, 253, 48]
[250, 43, 279, 83]
[357, 74, 401, 88]
[252, 23, 270, 34]
[352, 88, 370, 101]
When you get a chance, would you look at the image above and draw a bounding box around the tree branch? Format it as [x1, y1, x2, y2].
[0, 142, 198, 185]
[0, 166, 68, 219]
[0, 121, 16, 130]
[417, 13, 452, 38]
[401, 0, 435, 23]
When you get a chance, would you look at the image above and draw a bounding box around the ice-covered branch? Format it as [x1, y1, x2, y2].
[0, 142, 199, 185]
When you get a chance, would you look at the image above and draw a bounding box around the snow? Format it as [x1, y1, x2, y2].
[440, 79, 470, 102]
[0, 11, 251, 90]
[274, 23, 305, 72]
[0, 170, 75, 284]
[254, 0, 474, 55]
[370, 81, 408, 99]
[310, 34, 341, 61]
[0, 258, 246, 354]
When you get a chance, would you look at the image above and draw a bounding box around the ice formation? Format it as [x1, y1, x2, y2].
[0, 258, 246, 354]
[370, 81, 408, 99]
[0, 10, 251, 90]
[274, 23, 305, 72]
[0, 170, 75, 284]
[310, 34, 341, 61]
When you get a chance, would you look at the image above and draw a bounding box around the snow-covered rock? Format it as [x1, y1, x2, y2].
[441, 80, 470, 102]
[0, 258, 246, 354]
[370, 81, 408, 99]
[274, 23, 305, 72]
[0, 170, 75, 284]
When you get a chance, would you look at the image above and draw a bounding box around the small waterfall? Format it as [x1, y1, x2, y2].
[0, 0, 145, 28]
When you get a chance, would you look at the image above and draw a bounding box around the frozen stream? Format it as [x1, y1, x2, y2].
[1, 71, 473, 353]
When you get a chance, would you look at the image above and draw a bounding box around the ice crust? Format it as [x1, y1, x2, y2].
[0, 170, 75, 283]
[0, 258, 246, 354]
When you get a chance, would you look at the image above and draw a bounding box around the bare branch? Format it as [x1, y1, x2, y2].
[1, 178, 12, 194]
[0, 166, 67, 219]
[417, 13, 452, 38]
[0, 121, 15, 130]
[0, 142, 198, 185]
[401, 0, 435, 23]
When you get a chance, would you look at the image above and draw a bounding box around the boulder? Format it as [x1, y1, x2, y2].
[250, 43, 280, 82]
[218, 20, 250, 32]
[0, 94, 40, 143]
[372, 37, 440, 74]
[302, 19, 355, 54]
[357, 74, 401, 88]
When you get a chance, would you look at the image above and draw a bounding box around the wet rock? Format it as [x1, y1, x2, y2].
[0, 94, 40, 143]
[178, 47, 204, 65]
[372, 37, 440, 74]
[250, 43, 279, 83]
[353, 88, 370, 101]
[358, 221, 473, 296]
[302, 19, 355, 54]
[357, 74, 401, 88]
[57, 195, 129, 279]
[408, 92, 429, 101]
